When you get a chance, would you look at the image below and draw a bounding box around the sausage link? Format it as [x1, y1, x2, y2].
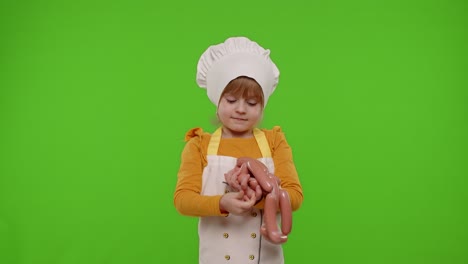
[263, 192, 279, 235]
[237, 158, 273, 192]
[279, 189, 292, 235]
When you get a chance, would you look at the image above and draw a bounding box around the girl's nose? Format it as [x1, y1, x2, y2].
[235, 101, 246, 113]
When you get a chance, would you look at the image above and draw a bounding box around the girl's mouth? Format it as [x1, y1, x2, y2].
[232, 117, 247, 121]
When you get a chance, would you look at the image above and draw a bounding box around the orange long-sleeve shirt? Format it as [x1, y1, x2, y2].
[174, 126, 303, 217]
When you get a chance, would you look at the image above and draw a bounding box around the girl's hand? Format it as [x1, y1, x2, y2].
[219, 190, 256, 215]
[248, 179, 263, 203]
[224, 167, 242, 191]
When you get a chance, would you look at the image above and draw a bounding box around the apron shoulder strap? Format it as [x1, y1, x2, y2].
[253, 128, 272, 158]
[207, 127, 222, 156]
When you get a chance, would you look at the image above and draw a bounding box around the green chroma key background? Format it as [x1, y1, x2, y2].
[0, 0, 467, 263]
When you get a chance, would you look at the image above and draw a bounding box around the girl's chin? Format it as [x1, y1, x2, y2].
[226, 125, 250, 132]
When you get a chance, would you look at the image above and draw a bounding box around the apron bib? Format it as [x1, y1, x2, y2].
[198, 128, 284, 264]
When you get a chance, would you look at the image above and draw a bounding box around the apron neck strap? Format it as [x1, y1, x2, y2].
[207, 127, 272, 158]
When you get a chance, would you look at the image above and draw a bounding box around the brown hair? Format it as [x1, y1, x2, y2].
[219, 76, 264, 107]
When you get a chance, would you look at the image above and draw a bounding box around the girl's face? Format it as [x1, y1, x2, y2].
[217, 93, 263, 138]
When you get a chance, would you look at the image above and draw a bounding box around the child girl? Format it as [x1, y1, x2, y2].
[174, 36, 303, 264]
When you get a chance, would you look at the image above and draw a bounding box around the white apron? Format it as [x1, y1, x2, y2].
[198, 127, 284, 264]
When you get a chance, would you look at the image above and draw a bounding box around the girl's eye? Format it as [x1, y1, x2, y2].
[226, 98, 236, 103]
[247, 101, 258, 106]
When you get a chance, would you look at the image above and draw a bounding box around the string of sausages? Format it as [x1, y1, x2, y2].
[224, 157, 292, 244]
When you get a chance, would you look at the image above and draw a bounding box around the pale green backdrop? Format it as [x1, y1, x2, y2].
[1, 1, 467, 264]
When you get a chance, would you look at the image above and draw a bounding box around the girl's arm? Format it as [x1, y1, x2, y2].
[268, 126, 304, 211]
[173, 133, 228, 217]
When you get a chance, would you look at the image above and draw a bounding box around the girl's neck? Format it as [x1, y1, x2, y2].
[221, 127, 254, 138]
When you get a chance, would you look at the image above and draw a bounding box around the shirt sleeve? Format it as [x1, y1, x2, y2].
[265, 126, 304, 211]
[173, 128, 227, 217]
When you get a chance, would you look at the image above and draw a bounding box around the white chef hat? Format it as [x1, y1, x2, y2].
[196, 36, 280, 107]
